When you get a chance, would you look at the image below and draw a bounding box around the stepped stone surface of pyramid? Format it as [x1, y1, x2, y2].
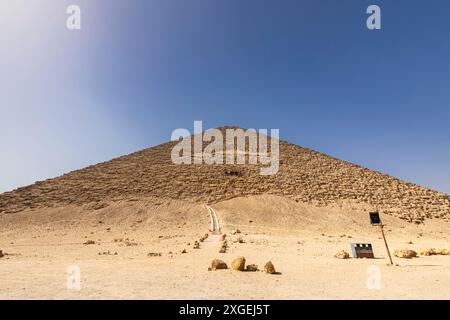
[1, 127, 449, 224]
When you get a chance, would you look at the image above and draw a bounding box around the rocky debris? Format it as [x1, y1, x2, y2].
[418, 248, 436, 256]
[231, 229, 241, 235]
[199, 233, 209, 242]
[263, 261, 276, 274]
[246, 264, 258, 272]
[114, 238, 139, 246]
[235, 237, 244, 244]
[193, 241, 200, 249]
[334, 250, 350, 259]
[394, 249, 417, 259]
[147, 252, 162, 257]
[220, 234, 226, 241]
[418, 248, 449, 256]
[209, 259, 228, 271]
[98, 250, 118, 256]
[219, 240, 228, 253]
[83, 240, 96, 245]
[231, 256, 246, 271]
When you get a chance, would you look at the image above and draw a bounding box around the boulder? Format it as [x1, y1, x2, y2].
[231, 256, 246, 271]
[334, 250, 350, 259]
[0, 250, 4, 258]
[263, 261, 276, 274]
[210, 259, 228, 270]
[419, 248, 450, 256]
[394, 249, 417, 259]
[246, 264, 258, 272]
[436, 248, 449, 255]
[418, 248, 435, 256]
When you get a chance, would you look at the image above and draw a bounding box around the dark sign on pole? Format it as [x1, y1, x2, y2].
[369, 211, 381, 225]
[369, 211, 393, 265]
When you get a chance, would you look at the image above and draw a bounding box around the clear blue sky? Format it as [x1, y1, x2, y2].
[1, 0, 450, 194]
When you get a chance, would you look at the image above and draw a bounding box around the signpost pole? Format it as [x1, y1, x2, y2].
[380, 224, 393, 265]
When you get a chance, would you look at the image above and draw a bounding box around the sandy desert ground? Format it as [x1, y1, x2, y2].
[1, 195, 449, 300]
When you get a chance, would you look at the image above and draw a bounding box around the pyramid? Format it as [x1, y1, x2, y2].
[0, 127, 449, 224]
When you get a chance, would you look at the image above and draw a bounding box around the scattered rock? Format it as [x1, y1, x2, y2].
[246, 264, 258, 272]
[220, 234, 226, 241]
[231, 256, 246, 271]
[231, 229, 241, 235]
[218, 240, 228, 253]
[99, 250, 117, 256]
[418, 248, 449, 256]
[334, 250, 350, 259]
[418, 248, 436, 256]
[147, 252, 162, 257]
[0, 250, 4, 258]
[193, 241, 200, 249]
[394, 249, 417, 259]
[124, 241, 139, 247]
[263, 261, 276, 274]
[210, 259, 228, 271]
[181, 249, 187, 254]
[83, 240, 96, 245]
[235, 237, 244, 244]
